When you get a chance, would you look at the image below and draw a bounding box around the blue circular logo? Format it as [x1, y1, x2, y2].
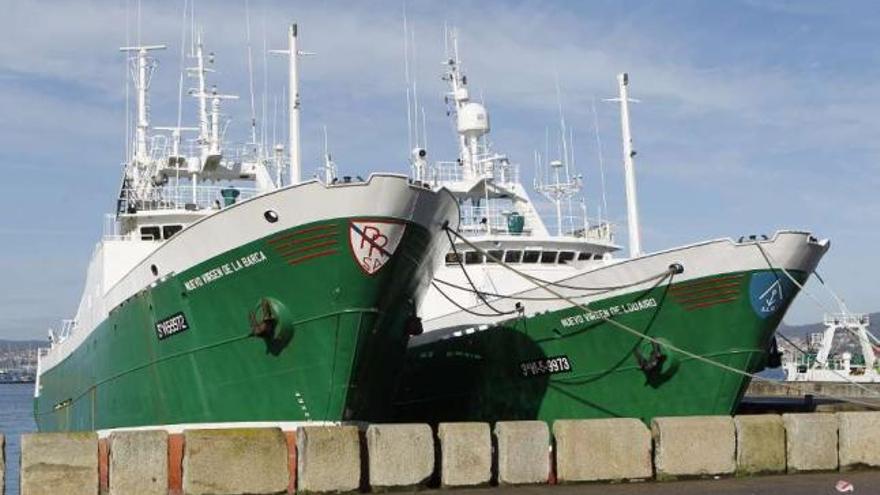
[748, 272, 794, 319]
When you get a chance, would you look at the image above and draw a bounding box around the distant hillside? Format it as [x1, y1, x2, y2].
[779, 312, 880, 339]
[0, 339, 48, 351]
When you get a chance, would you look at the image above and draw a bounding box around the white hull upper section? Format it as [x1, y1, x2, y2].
[41, 174, 458, 373]
[418, 230, 829, 340]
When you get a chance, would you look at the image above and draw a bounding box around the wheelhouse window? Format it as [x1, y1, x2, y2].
[504, 250, 523, 263]
[558, 251, 575, 264]
[162, 225, 183, 239]
[140, 226, 161, 241]
[445, 252, 461, 265]
[523, 251, 540, 263]
[540, 251, 558, 264]
[593, 254, 604, 260]
[577, 252, 591, 261]
[486, 250, 503, 263]
[465, 251, 484, 264]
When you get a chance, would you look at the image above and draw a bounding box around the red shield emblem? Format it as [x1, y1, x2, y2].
[349, 221, 406, 275]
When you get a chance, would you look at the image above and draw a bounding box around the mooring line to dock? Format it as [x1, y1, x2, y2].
[442, 226, 880, 408]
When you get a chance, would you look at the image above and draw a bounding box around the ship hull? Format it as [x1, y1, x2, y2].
[35, 176, 457, 432]
[394, 232, 829, 423]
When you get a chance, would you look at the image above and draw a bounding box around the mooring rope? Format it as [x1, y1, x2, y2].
[433, 266, 673, 303]
[442, 225, 880, 407]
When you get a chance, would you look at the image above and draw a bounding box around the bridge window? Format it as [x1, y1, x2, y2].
[465, 251, 484, 264]
[558, 251, 575, 264]
[578, 252, 591, 261]
[523, 251, 540, 263]
[486, 250, 503, 263]
[593, 254, 604, 260]
[445, 252, 461, 265]
[504, 250, 522, 263]
[541, 251, 558, 264]
[163, 225, 183, 239]
[140, 226, 161, 241]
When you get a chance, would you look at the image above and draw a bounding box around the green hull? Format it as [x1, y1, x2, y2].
[394, 269, 806, 424]
[36, 217, 433, 432]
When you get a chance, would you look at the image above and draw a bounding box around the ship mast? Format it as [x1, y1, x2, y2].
[120, 44, 166, 165]
[271, 24, 312, 186]
[614, 73, 642, 258]
[187, 32, 215, 165]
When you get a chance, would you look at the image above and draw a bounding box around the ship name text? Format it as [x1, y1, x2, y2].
[183, 250, 268, 291]
[559, 297, 658, 328]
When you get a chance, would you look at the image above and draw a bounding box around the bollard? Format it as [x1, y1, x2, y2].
[20, 432, 98, 495]
[651, 416, 735, 479]
[366, 424, 433, 490]
[495, 421, 550, 485]
[182, 428, 289, 495]
[438, 422, 491, 487]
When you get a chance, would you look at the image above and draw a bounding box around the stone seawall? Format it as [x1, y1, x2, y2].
[9, 412, 880, 494]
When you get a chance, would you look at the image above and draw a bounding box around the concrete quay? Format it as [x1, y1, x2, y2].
[745, 379, 880, 401]
[8, 411, 880, 493]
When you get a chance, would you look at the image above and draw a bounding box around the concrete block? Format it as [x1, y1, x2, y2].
[366, 424, 433, 490]
[734, 415, 786, 475]
[554, 418, 652, 482]
[109, 430, 167, 495]
[183, 428, 289, 495]
[495, 421, 549, 485]
[783, 413, 838, 473]
[838, 411, 880, 469]
[651, 416, 735, 479]
[438, 422, 491, 487]
[20, 432, 98, 495]
[297, 426, 361, 493]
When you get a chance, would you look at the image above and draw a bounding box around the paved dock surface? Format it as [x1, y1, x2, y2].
[428, 471, 880, 494]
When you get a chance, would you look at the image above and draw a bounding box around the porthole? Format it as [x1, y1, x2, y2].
[150, 264, 158, 276]
[264, 210, 279, 223]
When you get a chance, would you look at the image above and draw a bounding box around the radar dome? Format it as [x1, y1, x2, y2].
[457, 102, 490, 136]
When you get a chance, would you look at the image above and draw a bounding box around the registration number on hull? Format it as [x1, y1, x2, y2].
[520, 356, 572, 378]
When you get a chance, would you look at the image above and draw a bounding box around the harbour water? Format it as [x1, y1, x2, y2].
[1, 383, 35, 495]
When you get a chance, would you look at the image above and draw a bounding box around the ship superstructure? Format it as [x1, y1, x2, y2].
[35, 24, 458, 432]
[415, 32, 619, 327]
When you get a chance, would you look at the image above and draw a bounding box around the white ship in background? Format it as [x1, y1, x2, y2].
[783, 313, 880, 383]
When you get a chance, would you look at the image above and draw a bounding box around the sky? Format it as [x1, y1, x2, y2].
[1, 0, 878, 340]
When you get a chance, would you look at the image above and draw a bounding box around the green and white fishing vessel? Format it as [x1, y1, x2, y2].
[393, 32, 830, 424]
[34, 26, 458, 433]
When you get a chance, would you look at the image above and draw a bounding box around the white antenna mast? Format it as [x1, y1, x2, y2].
[119, 43, 167, 164]
[608, 72, 642, 257]
[271, 23, 313, 186]
[403, 5, 414, 153]
[411, 28, 421, 149]
[244, 0, 258, 149]
[322, 125, 337, 184]
[535, 81, 582, 236]
[591, 96, 609, 223]
[187, 30, 212, 163]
